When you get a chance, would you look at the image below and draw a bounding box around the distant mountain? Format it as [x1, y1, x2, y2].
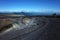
[0, 12, 60, 16]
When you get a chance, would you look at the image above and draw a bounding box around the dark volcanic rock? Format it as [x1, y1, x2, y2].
[0, 17, 59, 40]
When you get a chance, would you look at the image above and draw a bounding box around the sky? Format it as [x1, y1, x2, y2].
[0, 0, 60, 13]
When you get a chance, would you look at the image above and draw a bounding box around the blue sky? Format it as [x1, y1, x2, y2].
[0, 0, 60, 12]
